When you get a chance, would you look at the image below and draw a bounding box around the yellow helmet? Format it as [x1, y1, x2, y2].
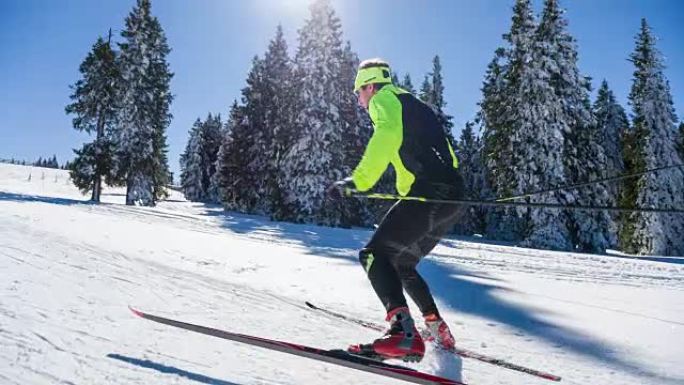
[354, 63, 392, 92]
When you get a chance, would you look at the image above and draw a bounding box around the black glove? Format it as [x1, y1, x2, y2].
[326, 177, 354, 201]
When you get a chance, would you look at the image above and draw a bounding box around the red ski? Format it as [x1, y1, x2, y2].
[129, 306, 465, 385]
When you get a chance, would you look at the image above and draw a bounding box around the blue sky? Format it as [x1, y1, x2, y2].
[1, 0, 682, 179]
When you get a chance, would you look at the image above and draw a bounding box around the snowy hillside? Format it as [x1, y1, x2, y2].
[1, 162, 683, 385]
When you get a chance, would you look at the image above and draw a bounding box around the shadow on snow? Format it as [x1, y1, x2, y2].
[0, 191, 94, 206]
[107, 354, 241, 385]
[7, 192, 679, 383]
[200, 204, 682, 384]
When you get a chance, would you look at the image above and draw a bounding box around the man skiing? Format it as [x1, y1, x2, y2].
[327, 58, 464, 362]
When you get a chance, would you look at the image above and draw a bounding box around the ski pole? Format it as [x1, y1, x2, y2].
[491, 163, 684, 202]
[349, 192, 684, 214]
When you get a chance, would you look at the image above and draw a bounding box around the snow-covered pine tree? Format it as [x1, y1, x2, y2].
[202, 113, 223, 203]
[419, 75, 432, 104]
[480, 46, 522, 241]
[180, 118, 205, 201]
[481, 1, 539, 243]
[215, 101, 252, 210]
[401, 73, 416, 94]
[416, 57, 457, 162]
[115, 0, 173, 206]
[428, 56, 456, 146]
[454, 121, 486, 236]
[261, 25, 295, 220]
[238, 55, 272, 214]
[594, 80, 629, 184]
[594, 80, 630, 247]
[621, 19, 684, 255]
[208, 119, 229, 204]
[65, 35, 120, 201]
[537, 0, 613, 252]
[279, 0, 349, 225]
[508, 0, 573, 250]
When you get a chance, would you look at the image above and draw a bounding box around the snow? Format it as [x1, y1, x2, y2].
[1, 162, 683, 385]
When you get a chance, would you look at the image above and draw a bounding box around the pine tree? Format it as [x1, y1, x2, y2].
[401, 73, 415, 94]
[537, 0, 613, 252]
[237, 55, 272, 213]
[454, 121, 486, 235]
[429, 56, 457, 146]
[594, 80, 630, 247]
[180, 118, 205, 201]
[482, 0, 574, 250]
[279, 0, 349, 225]
[179, 113, 222, 202]
[202, 113, 223, 203]
[65, 35, 120, 201]
[216, 101, 254, 210]
[482, 0, 542, 244]
[115, 0, 173, 206]
[593, 80, 630, 247]
[208, 118, 229, 204]
[416, 57, 456, 154]
[419, 75, 432, 104]
[261, 26, 295, 219]
[214, 104, 237, 206]
[622, 19, 684, 255]
[594, 80, 629, 182]
[480, 47, 520, 240]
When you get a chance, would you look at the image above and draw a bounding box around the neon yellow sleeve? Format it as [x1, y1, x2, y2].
[352, 90, 403, 192]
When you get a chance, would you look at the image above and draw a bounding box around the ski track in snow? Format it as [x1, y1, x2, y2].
[1, 163, 683, 385]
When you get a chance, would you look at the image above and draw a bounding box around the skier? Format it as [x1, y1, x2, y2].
[327, 58, 464, 362]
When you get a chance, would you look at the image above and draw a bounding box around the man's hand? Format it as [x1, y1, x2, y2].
[326, 177, 354, 201]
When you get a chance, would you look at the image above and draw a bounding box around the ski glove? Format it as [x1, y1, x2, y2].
[326, 177, 354, 201]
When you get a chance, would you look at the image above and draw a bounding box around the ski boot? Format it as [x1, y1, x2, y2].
[348, 307, 425, 362]
[423, 313, 456, 350]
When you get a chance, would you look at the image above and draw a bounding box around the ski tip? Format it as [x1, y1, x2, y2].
[128, 305, 145, 318]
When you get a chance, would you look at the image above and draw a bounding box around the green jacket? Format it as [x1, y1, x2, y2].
[352, 84, 459, 197]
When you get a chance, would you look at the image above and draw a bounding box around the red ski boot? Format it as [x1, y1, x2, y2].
[423, 313, 456, 350]
[348, 307, 425, 362]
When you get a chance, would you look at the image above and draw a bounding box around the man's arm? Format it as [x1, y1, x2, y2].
[351, 90, 403, 192]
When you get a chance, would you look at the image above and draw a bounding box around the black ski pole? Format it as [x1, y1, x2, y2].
[491, 163, 684, 202]
[349, 192, 684, 214]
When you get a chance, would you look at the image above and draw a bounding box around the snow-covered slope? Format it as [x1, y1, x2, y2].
[1, 162, 683, 385]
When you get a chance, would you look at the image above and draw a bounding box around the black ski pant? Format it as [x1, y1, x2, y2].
[359, 198, 463, 318]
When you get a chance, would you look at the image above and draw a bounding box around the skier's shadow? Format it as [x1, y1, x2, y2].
[0, 191, 91, 206]
[107, 354, 241, 385]
[199, 205, 681, 383]
[417, 255, 682, 384]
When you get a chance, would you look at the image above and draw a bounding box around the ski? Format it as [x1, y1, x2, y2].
[305, 301, 562, 382]
[129, 306, 465, 385]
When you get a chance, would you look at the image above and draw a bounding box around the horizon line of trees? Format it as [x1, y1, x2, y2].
[0, 156, 69, 169]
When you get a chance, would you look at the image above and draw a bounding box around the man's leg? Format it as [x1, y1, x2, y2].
[352, 200, 431, 360]
[395, 202, 464, 316]
[360, 199, 433, 313]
